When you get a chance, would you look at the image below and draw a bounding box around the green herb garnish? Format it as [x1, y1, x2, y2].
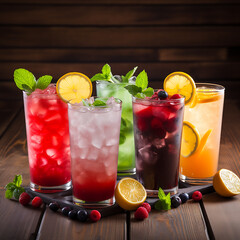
[14, 68, 52, 94]
[124, 70, 154, 98]
[154, 188, 171, 211]
[82, 98, 107, 107]
[91, 63, 138, 84]
[5, 175, 25, 200]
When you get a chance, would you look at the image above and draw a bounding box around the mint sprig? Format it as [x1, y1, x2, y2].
[14, 68, 52, 94]
[124, 70, 154, 98]
[91, 64, 138, 84]
[82, 98, 107, 107]
[5, 175, 25, 200]
[154, 188, 171, 211]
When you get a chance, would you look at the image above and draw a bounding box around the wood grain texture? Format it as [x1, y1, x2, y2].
[0, 5, 239, 26]
[1, 26, 240, 48]
[0, 190, 44, 240]
[130, 203, 208, 240]
[37, 208, 126, 240]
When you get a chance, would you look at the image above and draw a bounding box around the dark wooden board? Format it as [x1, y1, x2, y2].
[1, 26, 240, 48]
[0, 5, 239, 26]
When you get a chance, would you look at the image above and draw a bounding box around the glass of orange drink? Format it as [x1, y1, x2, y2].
[163, 73, 225, 185]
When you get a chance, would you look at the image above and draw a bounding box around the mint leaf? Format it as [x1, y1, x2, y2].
[14, 68, 36, 92]
[122, 66, 138, 83]
[5, 175, 25, 199]
[135, 70, 148, 90]
[91, 73, 108, 82]
[36, 75, 52, 90]
[119, 131, 126, 144]
[13, 174, 22, 187]
[102, 64, 111, 76]
[143, 87, 154, 97]
[22, 84, 34, 93]
[124, 85, 142, 96]
[93, 99, 107, 106]
[154, 188, 171, 211]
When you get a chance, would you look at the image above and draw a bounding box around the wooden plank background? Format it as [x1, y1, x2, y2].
[0, 0, 239, 99]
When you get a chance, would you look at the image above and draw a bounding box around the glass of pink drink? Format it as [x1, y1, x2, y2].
[132, 94, 184, 196]
[23, 84, 71, 192]
[68, 97, 122, 207]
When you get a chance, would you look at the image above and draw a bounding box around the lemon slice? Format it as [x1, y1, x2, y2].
[181, 121, 200, 157]
[115, 178, 147, 210]
[56, 72, 92, 103]
[164, 72, 196, 105]
[213, 169, 240, 197]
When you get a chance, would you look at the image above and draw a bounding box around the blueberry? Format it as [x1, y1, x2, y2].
[171, 196, 182, 208]
[68, 210, 77, 220]
[179, 193, 189, 204]
[158, 90, 168, 100]
[49, 202, 59, 212]
[77, 210, 88, 222]
[62, 207, 71, 216]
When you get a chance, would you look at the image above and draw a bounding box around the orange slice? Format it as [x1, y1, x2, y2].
[197, 89, 222, 104]
[181, 121, 200, 158]
[213, 169, 240, 197]
[164, 72, 196, 105]
[115, 178, 147, 210]
[56, 72, 92, 103]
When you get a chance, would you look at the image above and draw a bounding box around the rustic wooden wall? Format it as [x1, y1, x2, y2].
[0, 0, 240, 99]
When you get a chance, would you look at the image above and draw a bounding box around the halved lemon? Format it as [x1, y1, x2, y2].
[56, 72, 92, 103]
[213, 169, 240, 197]
[164, 72, 196, 105]
[181, 121, 200, 158]
[115, 178, 147, 211]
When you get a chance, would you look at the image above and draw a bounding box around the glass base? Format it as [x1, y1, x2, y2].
[30, 181, 72, 193]
[180, 173, 213, 185]
[117, 168, 136, 177]
[147, 186, 178, 197]
[73, 196, 115, 209]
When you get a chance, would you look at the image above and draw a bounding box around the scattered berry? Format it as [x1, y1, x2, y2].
[158, 90, 168, 100]
[19, 192, 31, 206]
[179, 193, 189, 204]
[171, 196, 182, 208]
[141, 202, 151, 213]
[170, 94, 182, 100]
[89, 210, 101, 222]
[31, 196, 43, 208]
[68, 210, 77, 220]
[77, 210, 88, 222]
[49, 202, 59, 212]
[62, 207, 71, 216]
[134, 207, 148, 220]
[192, 191, 202, 201]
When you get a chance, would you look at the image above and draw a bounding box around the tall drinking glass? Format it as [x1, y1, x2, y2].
[180, 83, 225, 184]
[132, 95, 185, 196]
[23, 84, 71, 192]
[68, 97, 122, 207]
[96, 81, 135, 176]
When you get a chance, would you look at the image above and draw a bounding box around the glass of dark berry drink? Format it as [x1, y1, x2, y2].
[132, 91, 184, 196]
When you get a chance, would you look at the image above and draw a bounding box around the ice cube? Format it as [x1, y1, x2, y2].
[46, 148, 58, 158]
[87, 146, 99, 161]
[138, 144, 158, 165]
[152, 138, 166, 150]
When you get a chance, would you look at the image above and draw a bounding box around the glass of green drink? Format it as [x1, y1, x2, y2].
[96, 80, 136, 175]
[92, 64, 138, 176]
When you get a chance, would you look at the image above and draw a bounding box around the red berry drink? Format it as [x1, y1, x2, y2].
[132, 92, 184, 196]
[68, 97, 122, 207]
[23, 84, 71, 192]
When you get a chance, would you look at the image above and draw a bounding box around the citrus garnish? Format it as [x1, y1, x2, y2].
[56, 72, 92, 103]
[197, 89, 222, 104]
[115, 177, 147, 210]
[163, 72, 196, 105]
[181, 121, 200, 158]
[213, 169, 240, 197]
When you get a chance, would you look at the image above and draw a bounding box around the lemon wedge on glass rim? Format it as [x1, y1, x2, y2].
[115, 178, 147, 211]
[163, 71, 196, 106]
[56, 72, 92, 104]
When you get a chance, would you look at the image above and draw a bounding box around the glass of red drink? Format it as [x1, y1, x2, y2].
[68, 97, 122, 207]
[132, 94, 184, 196]
[23, 84, 71, 192]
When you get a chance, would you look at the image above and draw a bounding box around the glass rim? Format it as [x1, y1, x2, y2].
[22, 83, 57, 96]
[132, 95, 185, 104]
[67, 96, 122, 108]
[196, 83, 225, 92]
[96, 80, 135, 86]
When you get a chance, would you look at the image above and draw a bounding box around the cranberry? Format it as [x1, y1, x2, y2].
[170, 94, 182, 99]
[89, 210, 101, 222]
[134, 207, 149, 220]
[192, 191, 202, 201]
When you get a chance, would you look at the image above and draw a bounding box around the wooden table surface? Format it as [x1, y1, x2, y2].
[0, 83, 240, 240]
